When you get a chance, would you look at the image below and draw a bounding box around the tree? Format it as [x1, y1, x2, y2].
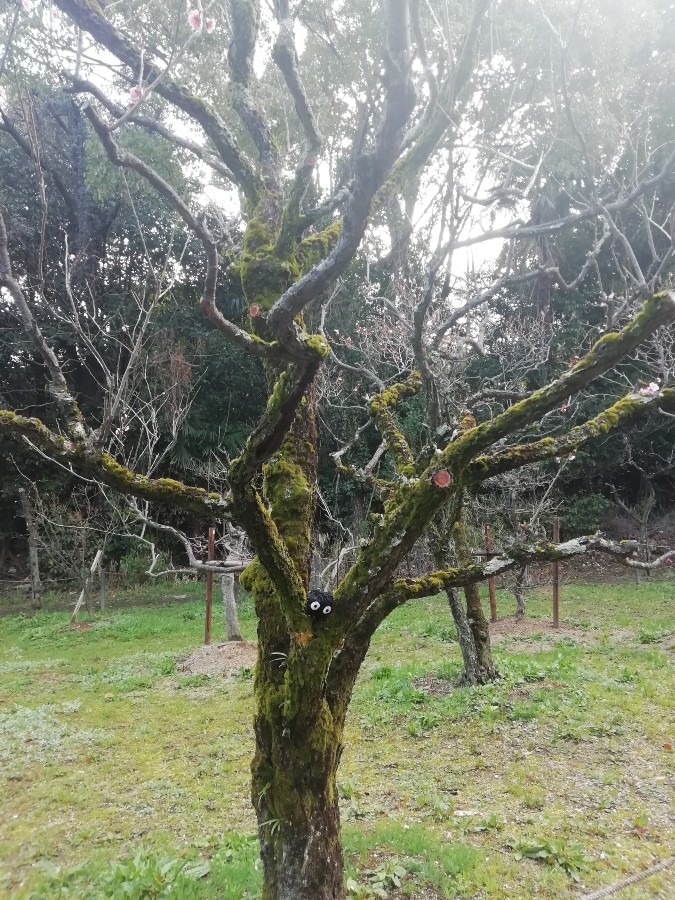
[2, 1, 675, 896]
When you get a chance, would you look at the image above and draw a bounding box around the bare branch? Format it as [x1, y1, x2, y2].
[0, 211, 86, 439]
[0, 410, 232, 518]
[53, 0, 260, 202]
[266, 0, 417, 342]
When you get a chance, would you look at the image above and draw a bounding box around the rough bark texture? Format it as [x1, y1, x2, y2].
[446, 586, 482, 685]
[430, 510, 485, 685]
[221, 574, 243, 641]
[241, 385, 347, 899]
[453, 513, 498, 684]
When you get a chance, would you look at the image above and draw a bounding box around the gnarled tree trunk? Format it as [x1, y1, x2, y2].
[251, 685, 345, 899]
[241, 387, 348, 898]
[453, 512, 498, 684]
[221, 573, 243, 641]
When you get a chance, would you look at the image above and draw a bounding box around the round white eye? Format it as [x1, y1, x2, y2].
[323, 605, 332, 614]
[310, 601, 321, 611]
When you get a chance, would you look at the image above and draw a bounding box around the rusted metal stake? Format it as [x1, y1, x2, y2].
[552, 516, 560, 628]
[485, 525, 497, 623]
[205, 525, 216, 645]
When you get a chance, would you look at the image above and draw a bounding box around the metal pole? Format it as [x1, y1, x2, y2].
[485, 525, 497, 623]
[205, 526, 215, 645]
[552, 516, 560, 628]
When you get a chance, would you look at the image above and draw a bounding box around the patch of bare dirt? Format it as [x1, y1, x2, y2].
[489, 615, 633, 651]
[489, 615, 586, 639]
[178, 640, 257, 676]
[412, 674, 454, 696]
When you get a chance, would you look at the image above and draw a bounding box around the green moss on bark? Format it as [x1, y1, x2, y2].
[370, 372, 421, 475]
[294, 221, 342, 273]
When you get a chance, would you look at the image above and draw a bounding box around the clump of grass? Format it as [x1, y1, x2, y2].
[508, 837, 588, 881]
[1, 582, 674, 897]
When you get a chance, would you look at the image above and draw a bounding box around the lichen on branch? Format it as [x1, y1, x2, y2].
[369, 371, 422, 476]
[469, 387, 675, 482]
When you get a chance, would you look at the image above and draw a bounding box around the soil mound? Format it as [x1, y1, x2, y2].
[178, 640, 257, 676]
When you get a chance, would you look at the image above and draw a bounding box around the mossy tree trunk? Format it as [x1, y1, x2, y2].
[430, 510, 485, 685]
[4, 5, 675, 898]
[452, 511, 498, 684]
[446, 586, 483, 686]
[241, 386, 349, 898]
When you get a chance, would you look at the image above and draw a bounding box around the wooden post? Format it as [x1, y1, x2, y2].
[99, 569, 106, 610]
[485, 525, 497, 623]
[19, 487, 42, 611]
[552, 516, 560, 628]
[204, 526, 215, 645]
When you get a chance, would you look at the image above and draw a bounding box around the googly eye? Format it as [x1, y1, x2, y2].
[322, 605, 332, 614]
[310, 601, 321, 611]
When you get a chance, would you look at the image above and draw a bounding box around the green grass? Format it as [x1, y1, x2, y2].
[0, 580, 674, 898]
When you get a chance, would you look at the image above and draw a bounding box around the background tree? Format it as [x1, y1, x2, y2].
[1, 1, 675, 897]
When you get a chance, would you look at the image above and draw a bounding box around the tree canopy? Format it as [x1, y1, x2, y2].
[1, 1, 674, 896]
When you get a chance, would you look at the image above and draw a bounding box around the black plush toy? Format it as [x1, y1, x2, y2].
[305, 589, 334, 618]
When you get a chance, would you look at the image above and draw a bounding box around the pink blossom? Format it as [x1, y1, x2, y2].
[187, 7, 202, 29]
[638, 382, 660, 397]
[128, 85, 143, 105]
[205, 17, 216, 33]
[560, 403, 568, 413]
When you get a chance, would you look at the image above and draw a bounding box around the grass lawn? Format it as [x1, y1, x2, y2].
[0, 579, 674, 898]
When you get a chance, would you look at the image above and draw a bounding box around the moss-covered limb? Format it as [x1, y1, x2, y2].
[331, 360, 672, 657]
[438, 292, 675, 471]
[0, 410, 233, 517]
[369, 371, 422, 475]
[233, 367, 323, 633]
[0, 410, 70, 453]
[237, 218, 299, 311]
[468, 387, 675, 483]
[345, 533, 664, 621]
[330, 474, 463, 640]
[95, 455, 231, 515]
[228, 0, 279, 180]
[231, 361, 323, 488]
[52, 0, 260, 203]
[236, 488, 308, 633]
[293, 222, 343, 273]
